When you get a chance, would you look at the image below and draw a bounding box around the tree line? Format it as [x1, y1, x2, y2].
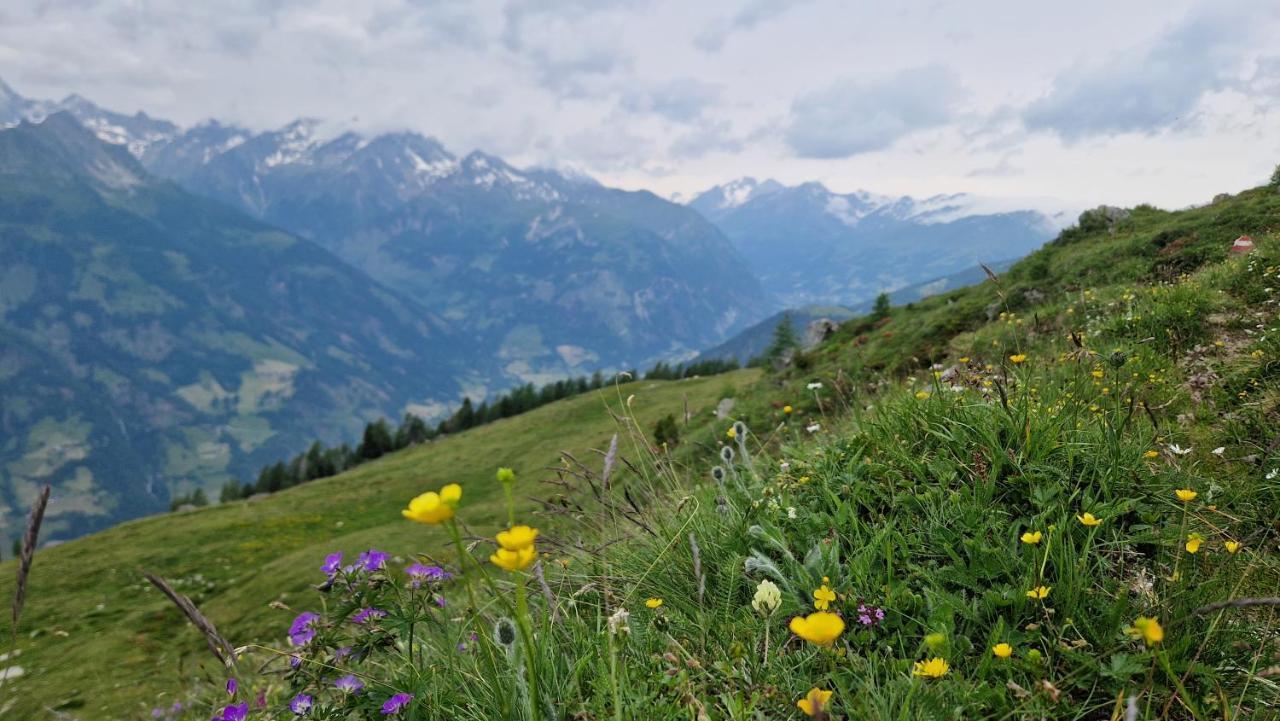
[214, 357, 740, 503]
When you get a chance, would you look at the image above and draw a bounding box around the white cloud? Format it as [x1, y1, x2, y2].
[0, 0, 1277, 209]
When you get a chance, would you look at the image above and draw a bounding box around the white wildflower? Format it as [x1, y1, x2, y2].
[1167, 444, 1193, 456]
[1267, 468, 1278, 480]
[1211, 447, 1225, 456]
[751, 579, 781, 616]
[806, 382, 823, 391]
[607, 607, 630, 635]
[806, 423, 821, 433]
[786, 506, 798, 520]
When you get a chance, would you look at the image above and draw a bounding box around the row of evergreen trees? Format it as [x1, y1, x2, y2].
[217, 358, 740, 503]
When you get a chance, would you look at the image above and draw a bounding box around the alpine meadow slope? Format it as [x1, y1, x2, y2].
[2, 174, 1278, 719]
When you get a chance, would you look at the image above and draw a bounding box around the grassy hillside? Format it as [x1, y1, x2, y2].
[5, 184, 1280, 721]
[0, 369, 760, 718]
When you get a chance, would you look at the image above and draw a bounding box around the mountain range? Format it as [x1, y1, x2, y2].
[688, 177, 1059, 307]
[0, 79, 1064, 541]
[0, 112, 482, 541]
[4, 81, 768, 384]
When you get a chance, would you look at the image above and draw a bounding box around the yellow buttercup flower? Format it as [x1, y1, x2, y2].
[1009, 354, 1028, 364]
[796, 688, 833, 717]
[645, 597, 663, 609]
[1184, 533, 1203, 554]
[915, 391, 930, 400]
[726, 427, 737, 440]
[489, 545, 537, 572]
[1225, 540, 1241, 554]
[789, 611, 845, 647]
[1077, 512, 1101, 527]
[1020, 530, 1043, 545]
[1128, 616, 1164, 646]
[958, 356, 970, 363]
[1175, 488, 1197, 502]
[912, 657, 950, 678]
[401, 483, 463, 525]
[1143, 450, 1159, 459]
[1026, 585, 1051, 600]
[783, 405, 793, 414]
[1091, 369, 1104, 379]
[813, 580, 836, 611]
[496, 525, 539, 551]
[992, 643, 1013, 659]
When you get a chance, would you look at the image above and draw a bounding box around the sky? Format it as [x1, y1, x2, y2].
[2, 0, 1279, 210]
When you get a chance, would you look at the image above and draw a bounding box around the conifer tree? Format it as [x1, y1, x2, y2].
[872, 292, 891, 319]
[765, 313, 799, 362]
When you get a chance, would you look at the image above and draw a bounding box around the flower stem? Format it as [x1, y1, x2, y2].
[446, 518, 481, 616]
[514, 578, 542, 720]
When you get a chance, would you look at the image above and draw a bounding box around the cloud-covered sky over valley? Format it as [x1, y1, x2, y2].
[3, 0, 1278, 207]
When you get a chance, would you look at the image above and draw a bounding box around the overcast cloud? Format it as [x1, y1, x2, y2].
[1, 0, 1278, 208]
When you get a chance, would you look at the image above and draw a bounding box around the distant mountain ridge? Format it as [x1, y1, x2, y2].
[2, 80, 771, 384]
[688, 177, 1058, 307]
[0, 113, 477, 542]
[695, 259, 1016, 364]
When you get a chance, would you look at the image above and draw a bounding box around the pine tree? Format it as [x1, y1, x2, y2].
[1271, 163, 1280, 188]
[765, 313, 799, 361]
[359, 419, 394, 460]
[872, 292, 891, 319]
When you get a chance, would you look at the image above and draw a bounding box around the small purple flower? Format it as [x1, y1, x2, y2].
[358, 548, 390, 572]
[151, 709, 164, 719]
[435, 596, 446, 608]
[288, 611, 320, 646]
[875, 608, 885, 620]
[405, 563, 450, 589]
[335, 646, 353, 660]
[289, 654, 302, 669]
[381, 693, 413, 715]
[227, 678, 238, 696]
[335, 674, 364, 694]
[289, 694, 313, 715]
[255, 691, 267, 709]
[321, 552, 343, 576]
[171, 702, 183, 714]
[352, 607, 387, 624]
[214, 702, 248, 721]
[858, 613, 872, 625]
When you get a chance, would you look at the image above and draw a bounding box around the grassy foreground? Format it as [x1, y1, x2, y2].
[0, 370, 759, 718]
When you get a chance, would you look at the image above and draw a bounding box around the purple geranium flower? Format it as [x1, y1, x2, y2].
[381, 693, 413, 715]
[335, 646, 353, 660]
[352, 607, 387, 624]
[289, 654, 302, 669]
[226, 678, 238, 696]
[213, 702, 248, 721]
[321, 552, 343, 576]
[357, 548, 390, 572]
[289, 694, 313, 715]
[335, 674, 364, 694]
[404, 563, 450, 589]
[288, 611, 320, 646]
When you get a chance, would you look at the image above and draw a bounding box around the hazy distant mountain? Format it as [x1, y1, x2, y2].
[688, 177, 1057, 307]
[695, 260, 1015, 364]
[0, 81, 771, 383]
[0, 114, 474, 542]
